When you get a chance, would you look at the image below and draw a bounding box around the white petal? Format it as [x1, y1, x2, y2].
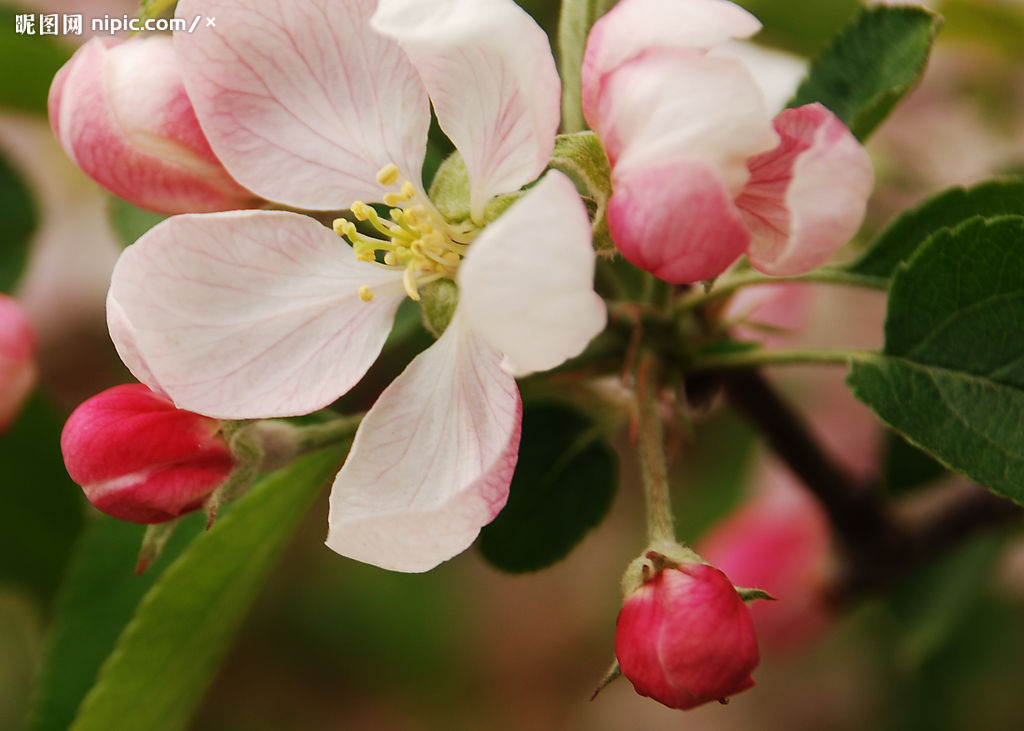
[175, 0, 429, 210]
[710, 41, 808, 114]
[458, 171, 605, 376]
[372, 0, 560, 222]
[108, 211, 405, 419]
[594, 49, 778, 195]
[582, 0, 761, 124]
[327, 312, 521, 572]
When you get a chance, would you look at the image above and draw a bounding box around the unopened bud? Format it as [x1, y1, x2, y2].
[615, 561, 759, 710]
[0, 295, 36, 433]
[48, 37, 259, 214]
[61, 384, 236, 523]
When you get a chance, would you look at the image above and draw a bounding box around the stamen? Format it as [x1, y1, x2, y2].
[358, 285, 375, 302]
[402, 267, 421, 301]
[376, 164, 400, 186]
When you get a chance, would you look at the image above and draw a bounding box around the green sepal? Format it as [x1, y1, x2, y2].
[736, 587, 775, 604]
[548, 132, 614, 255]
[419, 278, 459, 338]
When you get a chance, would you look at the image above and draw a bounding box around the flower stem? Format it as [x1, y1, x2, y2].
[687, 346, 875, 372]
[291, 414, 363, 455]
[674, 267, 888, 314]
[635, 352, 676, 546]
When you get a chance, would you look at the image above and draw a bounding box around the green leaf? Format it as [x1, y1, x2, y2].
[789, 6, 941, 140]
[849, 178, 1024, 280]
[556, 0, 618, 133]
[28, 514, 205, 731]
[67, 449, 344, 731]
[0, 7, 70, 113]
[735, 0, 861, 57]
[847, 216, 1024, 503]
[0, 146, 37, 293]
[0, 395, 82, 606]
[883, 432, 948, 495]
[478, 402, 617, 572]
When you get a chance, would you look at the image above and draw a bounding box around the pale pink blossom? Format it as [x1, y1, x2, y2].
[0, 295, 36, 432]
[616, 561, 759, 710]
[582, 0, 874, 283]
[49, 36, 258, 214]
[107, 0, 606, 572]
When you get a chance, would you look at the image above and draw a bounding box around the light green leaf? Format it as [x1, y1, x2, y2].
[789, 6, 941, 140]
[68, 449, 344, 731]
[28, 514, 204, 731]
[478, 402, 617, 572]
[848, 178, 1024, 280]
[556, 0, 618, 133]
[848, 216, 1024, 503]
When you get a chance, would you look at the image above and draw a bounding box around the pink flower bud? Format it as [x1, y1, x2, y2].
[616, 562, 759, 710]
[0, 295, 36, 432]
[61, 384, 236, 523]
[48, 36, 259, 214]
[699, 464, 833, 650]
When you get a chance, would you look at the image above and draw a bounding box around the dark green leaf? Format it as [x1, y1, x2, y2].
[0, 146, 37, 292]
[735, 0, 862, 56]
[0, 7, 70, 113]
[478, 402, 617, 573]
[847, 216, 1024, 503]
[789, 6, 941, 140]
[849, 178, 1024, 280]
[883, 432, 948, 495]
[28, 514, 205, 731]
[67, 449, 344, 731]
[0, 395, 82, 606]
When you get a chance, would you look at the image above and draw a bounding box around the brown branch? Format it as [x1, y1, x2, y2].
[720, 369, 1023, 604]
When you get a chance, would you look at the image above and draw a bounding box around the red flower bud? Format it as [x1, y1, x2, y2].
[61, 384, 235, 523]
[48, 36, 259, 214]
[699, 465, 833, 650]
[615, 562, 759, 710]
[0, 294, 36, 433]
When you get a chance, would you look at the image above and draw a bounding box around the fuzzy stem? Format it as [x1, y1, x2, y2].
[688, 346, 874, 372]
[635, 353, 676, 546]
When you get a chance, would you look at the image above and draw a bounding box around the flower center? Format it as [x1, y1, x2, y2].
[334, 164, 473, 302]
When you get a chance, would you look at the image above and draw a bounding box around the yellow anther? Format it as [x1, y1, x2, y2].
[332, 218, 348, 237]
[400, 181, 416, 200]
[443, 251, 460, 264]
[376, 164, 400, 186]
[358, 285, 375, 302]
[383, 192, 403, 207]
[384, 252, 397, 266]
[351, 201, 370, 221]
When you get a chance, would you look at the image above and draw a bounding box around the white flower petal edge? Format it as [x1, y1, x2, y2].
[327, 311, 521, 573]
[108, 210, 405, 419]
[372, 0, 560, 223]
[175, 0, 429, 210]
[458, 171, 606, 376]
[581, 0, 761, 124]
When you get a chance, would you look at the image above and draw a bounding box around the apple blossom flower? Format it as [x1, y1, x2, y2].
[699, 462, 833, 650]
[616, 560, 759, 710]
[0, 294, 36, 433]
[581, 0, 874, 283]
[105, 0, 606, 571]
[61, 384, 236, 523]
[49, 35, 259, 214]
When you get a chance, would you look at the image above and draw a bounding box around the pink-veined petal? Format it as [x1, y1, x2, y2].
[581, 0, 761, 124]
[372, 0, 560, 223]
[739, 103, 874, 275]
[607, 159, 750, 284]
[593, 48, 777, 193]
[175, 0, 429, 210]
[326, 312, 521, 573]
[458, 171, 605, 376]
[48, 37, 258, 214]
[108, 210, 405, 419]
